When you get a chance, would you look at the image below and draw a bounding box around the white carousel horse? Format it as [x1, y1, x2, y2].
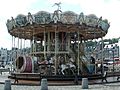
[60, 61, 76, 75]
[60, 64, 67, 75]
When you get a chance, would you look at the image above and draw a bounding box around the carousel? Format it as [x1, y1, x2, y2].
[6, 4, 110, 81]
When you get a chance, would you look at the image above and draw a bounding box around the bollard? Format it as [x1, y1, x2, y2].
[41, 78, 48, 90]
[82, 78, 88, 89]
[4, 80, 11, 90]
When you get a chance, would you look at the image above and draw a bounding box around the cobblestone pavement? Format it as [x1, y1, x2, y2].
[1, 83, 120, 90]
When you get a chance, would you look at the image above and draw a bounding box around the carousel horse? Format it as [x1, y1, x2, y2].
[37, 57, 55, 75]
[60, 58, 76, 75]
[38, 56, 54, 65]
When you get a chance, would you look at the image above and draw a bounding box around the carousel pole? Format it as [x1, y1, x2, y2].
[13, 36, 16, 66]
[44, 27, 47, 60]
[67, 32, 70, 52]
[20, 39, 22, 55]
[30, 32, 33, 56]
[32, 30, 35, 57]
[93, 30, 96, 74]
[17, 35, 20, 57]
[23, 39, 25, 55]
[47, 32, 50, 53]
[13, 36, 17, 72]
[11, 36, 13, 72]
[12, 36, 13, 49]
[78, 31, 80, 75]
[16, 33, 20, 72]
[80, 37, 84, 75]
[30, 39, 32, 55]
[23, 31, 25, 55]
[55, 25, 58, 75]
[31, 29, 35, 73]
[62, 32, 64, 50]
[34, 37, 36, 53]
[40, 39, 42, 52]
[101, 37, 104, 74]
[14, 36, 15, 49]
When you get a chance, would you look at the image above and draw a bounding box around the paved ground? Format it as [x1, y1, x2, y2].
[1, 83, 120, 90]
[1, 72, 120, 90]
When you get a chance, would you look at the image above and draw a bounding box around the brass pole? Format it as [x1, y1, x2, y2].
[44, 27, 47, 60]
[12, 36, 13, 49]
[23, 39, 25, 55]
[101, 37, 104, 74]
[55, 25, 57, 75]
[67, 33, 70, 51]
[32, 30, 35, 56]
[17, 37, 19, 57]
[30, 39, 32, 55]
[20, 39, 22, 55]
[78, 31, 80, 75]
[47, 32, 50, 53]
[14, 36, 15, 48]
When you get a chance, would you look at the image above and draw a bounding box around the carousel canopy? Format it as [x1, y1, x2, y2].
[6, 10, 110, 40]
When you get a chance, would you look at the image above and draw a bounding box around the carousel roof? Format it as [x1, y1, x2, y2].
[6, 10, 110, 40]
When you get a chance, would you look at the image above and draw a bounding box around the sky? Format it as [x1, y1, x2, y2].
[0, 0, 120, 50]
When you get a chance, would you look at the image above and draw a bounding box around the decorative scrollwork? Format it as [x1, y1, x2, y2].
[6, 10, 110, 32]
[15, 14, 27, 27]
[98, 18, 110, 31]
[79, 12, 85, 25]
[11, 17, 16, 28]
[61, 11, 77, 24]
[6, 19, 13, 31]
[27, 12, 34, 25]
[52, 2, 62, 23]
[52, 10, 62, 23]
[34, 11, 51, 24]
[84, 14, 98, 27]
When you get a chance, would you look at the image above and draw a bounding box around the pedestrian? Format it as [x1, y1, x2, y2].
[117, 76, 120, 81]
[101, 71, 108, 83]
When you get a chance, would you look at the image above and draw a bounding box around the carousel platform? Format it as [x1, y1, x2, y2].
[1, 72, 120, 86]
[6, 71, 120, 86]
[9, 72, 101, 81]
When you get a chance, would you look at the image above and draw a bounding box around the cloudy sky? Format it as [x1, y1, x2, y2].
[0, 0, 120, 50]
